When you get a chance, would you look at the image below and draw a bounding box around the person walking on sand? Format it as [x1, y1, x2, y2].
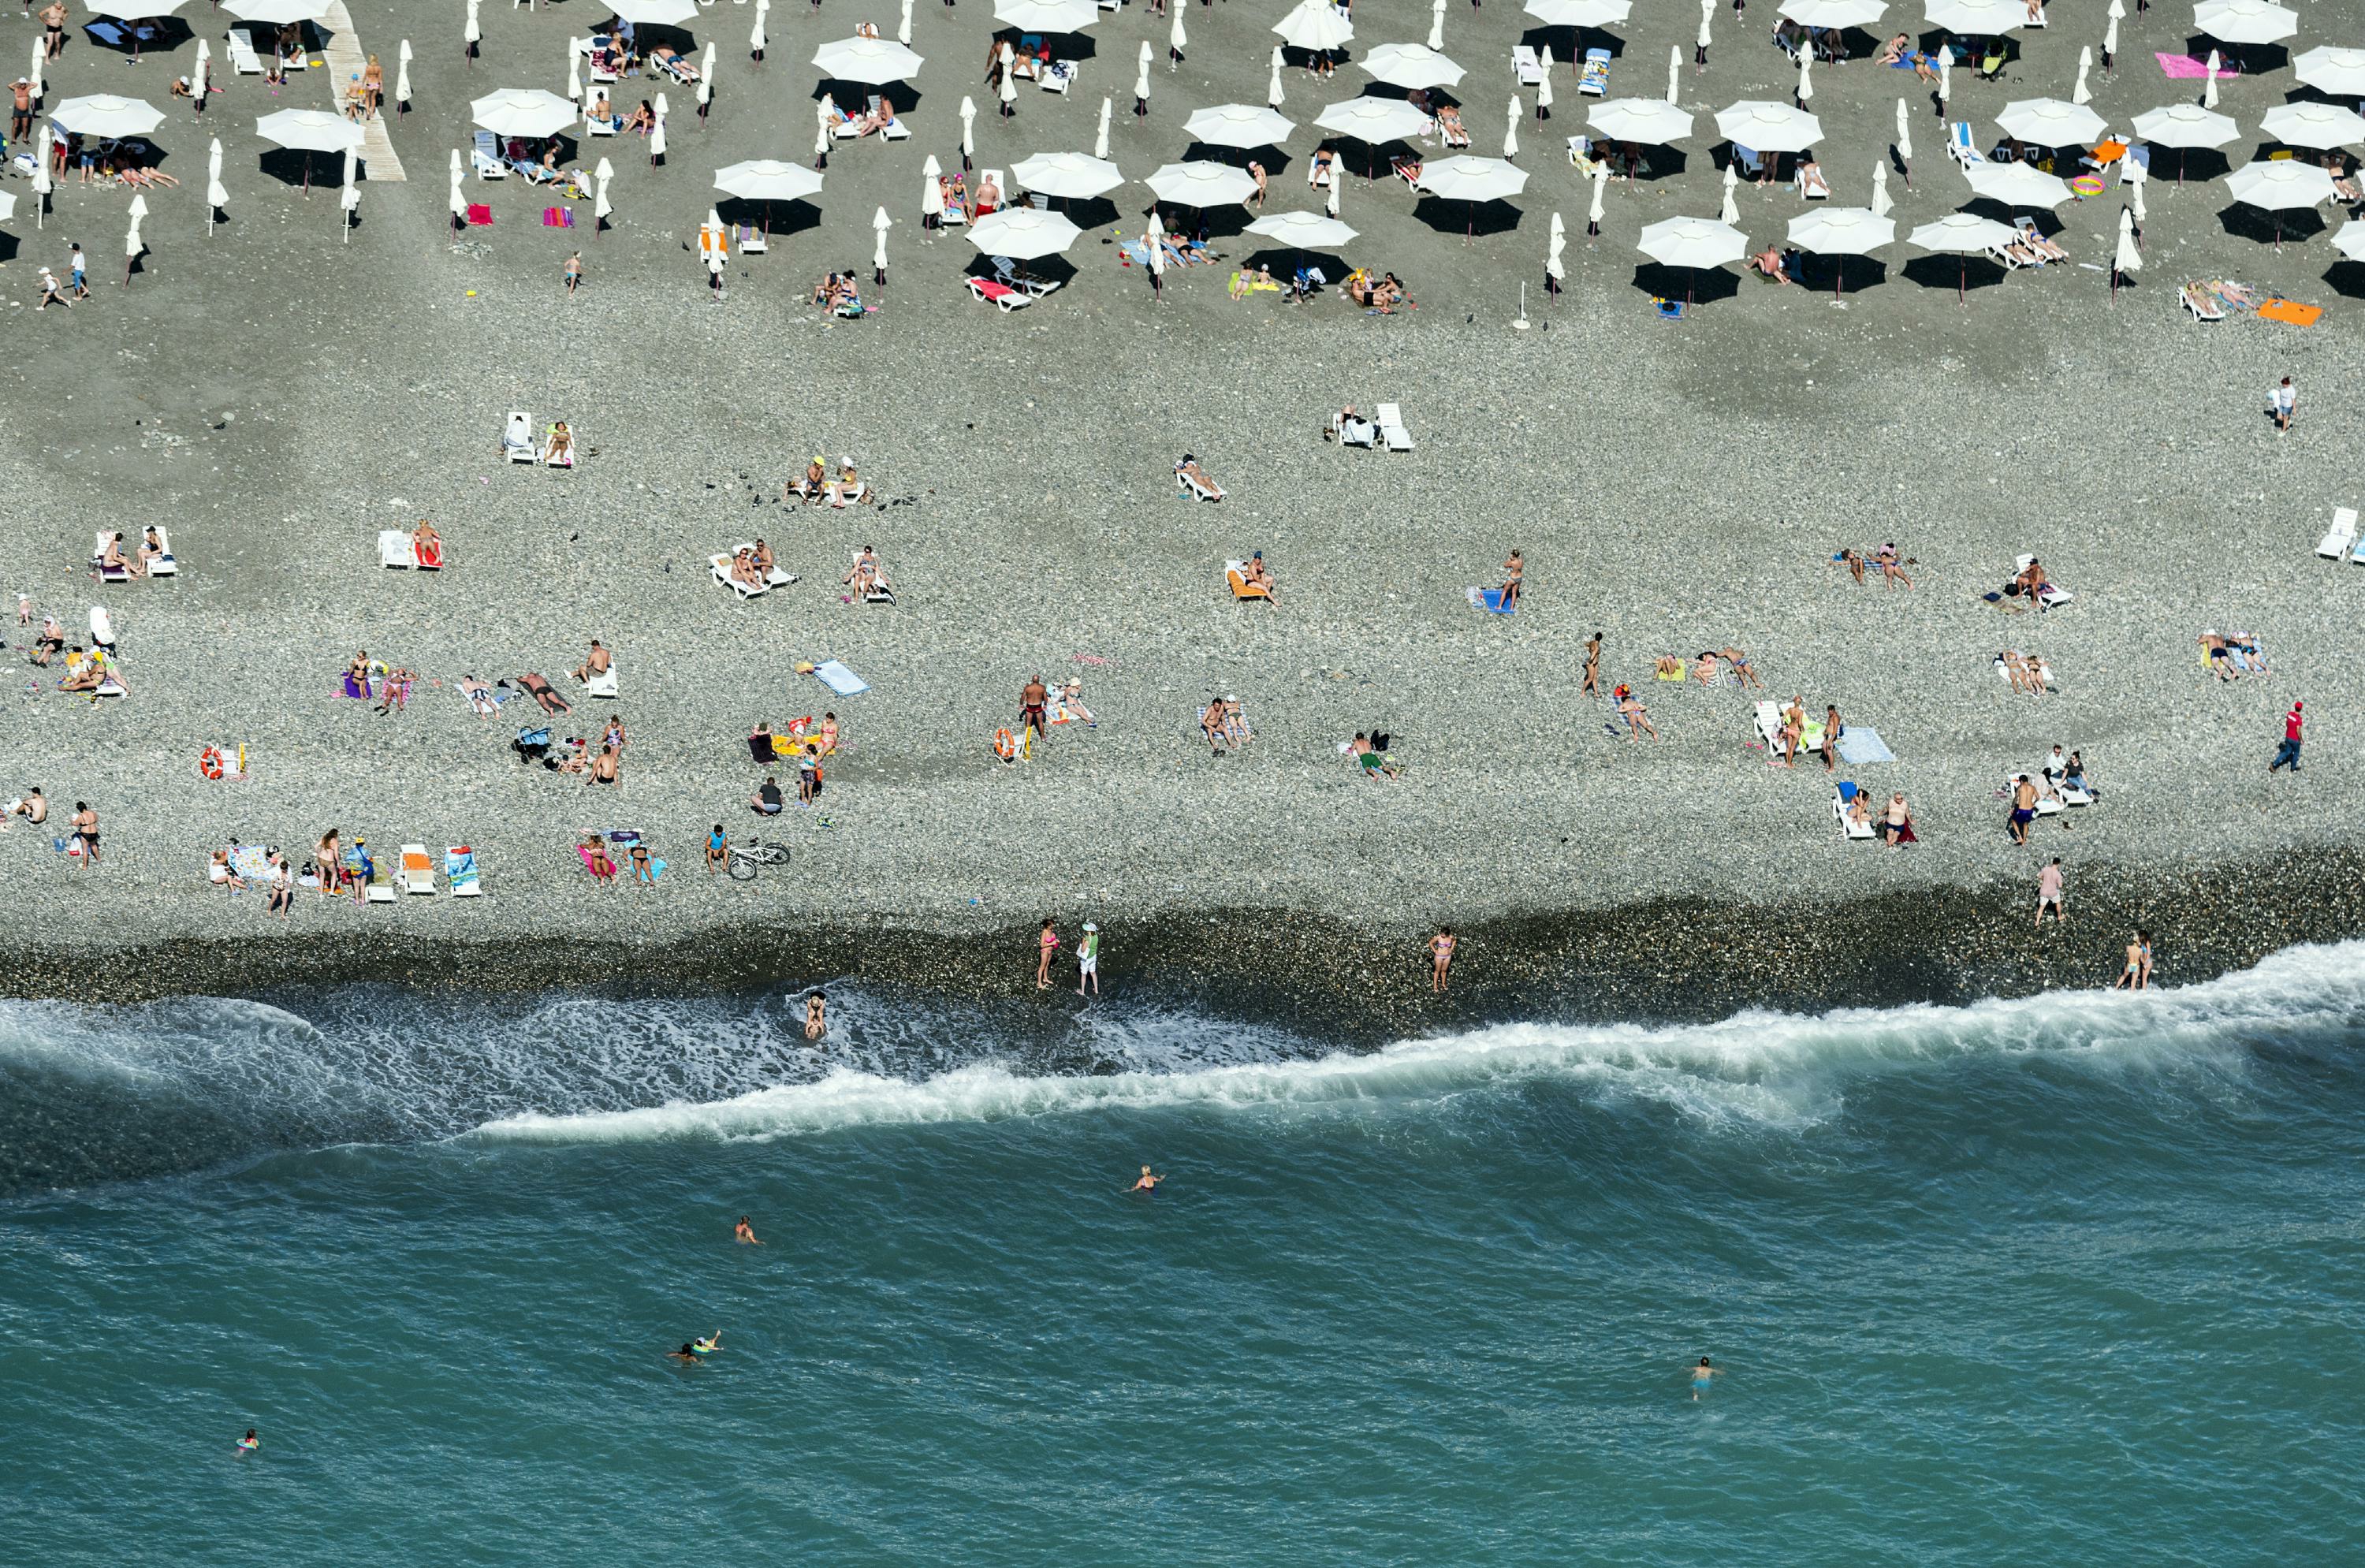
[1428, 926, 1456, 993]
[35, 267, 71, 311]
[1582, 632, 1603, 699]
[1077, 922, 1101, 996]
[2270, 375, 2296, 434]
[2270, 701, 2304, 773]
[564, 252, 583, 294]
[2035, 857, 2065, 928]
[1036, 917, 1059, 989]
[68, 244, 88, 299]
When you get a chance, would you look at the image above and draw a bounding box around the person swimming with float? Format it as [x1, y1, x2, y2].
[691, 1331, 721, 1357]
[236, 1428, 259, 1454]
[735, 1215, 763, 1245]
[1127, 1165, 1163, 1194]
[1691, 1356, 1718, 1400]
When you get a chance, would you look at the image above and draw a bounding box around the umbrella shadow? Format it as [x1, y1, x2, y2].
[960, 252, 1078, 288]
[1900, 253, 2009, 293]
[1240, 245, 1352, 281]
[2217, 203, 2327, 247]
[0, 232, 18, 266]
[2181, 37, 2288, 76]
[256, 147, 347, 190]
[1827, 27, 1886, 62]
[1712, 142, 1799, 184]
[715, 196, 823, 240]
[1046, 195, 1122, 231]
[1573, 26, 1628, 61]
[1157, 203, 1253, 241]
[2326, 259, 2365, 299]
[1410, 196, 1524, 238]
[1916, 31, 2020, 71]
[1963, 196, 2065, 237]
[80, 17, 194, 58]
[1181, 142, 1294, 181]
[2150, 146, 2233, 184]
[1796, 253, 1890, 293]
[1629, 263, 1740, 305]
[991, 26, 1101, 64]
[811, 80, 923, 117]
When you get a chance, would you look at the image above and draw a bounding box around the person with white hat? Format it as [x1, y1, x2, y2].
[35, 266, 70, 311]
[1076, 922, 1101, 996]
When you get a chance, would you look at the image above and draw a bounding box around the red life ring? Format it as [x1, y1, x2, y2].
[198, 746, 225, 781]
[993, 728, 1017, 761]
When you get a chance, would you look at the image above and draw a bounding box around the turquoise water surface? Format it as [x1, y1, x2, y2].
[3, 944, 2361, 1565]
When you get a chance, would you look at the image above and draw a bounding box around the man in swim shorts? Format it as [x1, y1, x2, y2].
[1019, 675, 1049, 755]
[1691, 1357, 1717, 1400]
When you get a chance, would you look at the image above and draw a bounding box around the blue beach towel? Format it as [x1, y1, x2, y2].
[814, 660, 868, 696]
[1835, 726, 1894, 765]
[1465, 587, 1517, 614]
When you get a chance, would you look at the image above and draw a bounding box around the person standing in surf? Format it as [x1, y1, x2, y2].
[1076, 922, 1101, 996]
[1037, 918, 1059, 990]
[1428, 927, 1456, 993]
[2113, 930, 2149, 991]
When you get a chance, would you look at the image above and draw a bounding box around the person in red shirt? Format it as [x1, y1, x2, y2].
[2270, 702, 2304, 773]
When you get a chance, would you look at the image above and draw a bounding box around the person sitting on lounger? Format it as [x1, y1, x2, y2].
[586, 91, 622, 132]
[845, 546, 888, 594]
[136, 527, 169, 574]
[1310, 148, 1337, 188]
[1875, 542, 1913, 589]
[102, 531, 143, 579]
[728, 548, 763, 591]
[1436, 105, 1467, 144]
[1391, 155, 1424, 188]
[827, 464, 862, 505]
[1242, 550, 1276, 602]
[789, 456, 827, 502]
[974, 172, 1003, 217]
[1176, 456, 1223, 499]
[1749, 244, 1793, 284]
[542, 422, 575, 466]
[1795, 160, 1828, 199]
[1053, 681, 1093, 728]
[571, 639, 612, 686]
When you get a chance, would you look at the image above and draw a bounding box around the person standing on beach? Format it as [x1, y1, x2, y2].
[1036, 918, 1059, 989]
[1428, 927, 1456, 993]
[2113, 930, 2146, 990]
[1077, 922, 1101, 996]
[2270, 701, 2304, 773]
[68, 244, 88, 300]
[2035, 858, 2065, 928]
[2270, 376, 2296, 433]
[564, 252, 583, 294]
[1019, 675, 1049, 759]
[1823, 704, 1842, 773]
[1582, 632, 1603, 699]
[68, 801, 98, 867]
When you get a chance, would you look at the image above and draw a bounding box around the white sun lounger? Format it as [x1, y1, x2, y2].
[1175, 467, 1224, 501]
[400, 843, 437, 895]
[144, 527, 177, 578]
[1948, 121, 1987, 169]
[711, 553, 769, 598]
[1754, 700, 1827, 754]
[379, 528, 419, 568]
[585, 659, 619, 699]
[1995, 655, 2055, 688]
[2012, 556, 2075, 609]
[503, 411, 536, 462]
[1513, 44, 1544, 87]
[92, 531, 131, 584]
[225, 26, 263, 73]
[2317, 506, 2357, 560]
[1375, 402, 1414, 453]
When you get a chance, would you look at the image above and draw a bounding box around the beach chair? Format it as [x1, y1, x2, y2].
[1987, 239, 2032, 271]
[1796, 163, 1832, 200]
[989, 254, 1063, 297]
[966, 277, 1031, 311]
[2354, 529, 2365, 567]
[378, 528, 419, 568]
[146, 527, 177, 578]
[1831, 782, 1878, 840]
[1043, 58, 1078, 92]
[1732, 144, 1767, 181]
[734, 223, 768, 254]
[586, 658, 619, 700]
[1579, 48, 1610, 96]
[585, 106, 620, 137]
[2013, 556, 2074, 609]
[445, 845, 483, 896]
[400, 844, 437, 895]
[866, 95, 911, 140]
[1331, 409, 1376, 447]
[1513, 44, 1544, 87]
[2013, 217, 2069, 263]
[541, 425, 576, 467]
[1947, 121, 1987, 169]
[503, 411, 536, 461]
[1175, 466, 1224, 501]
[472, 130, 508, 180]
[710, 553, 769, 598]
[2180, 281, 2225, 322]
[225, 26, 264, 73]
[1225, 561, 1272, 602]
[2317, 507, 2358, 560]
[1375, 402, 1414, 453]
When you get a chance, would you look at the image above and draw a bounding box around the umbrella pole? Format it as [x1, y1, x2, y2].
[1466, 200, 1473, 246]
[1834, 257, 1842, 301]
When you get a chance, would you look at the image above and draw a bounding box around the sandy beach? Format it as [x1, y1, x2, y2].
[2, 0, 2362, 1015]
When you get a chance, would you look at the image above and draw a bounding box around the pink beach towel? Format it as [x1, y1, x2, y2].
[2156, 52, 2239, 79]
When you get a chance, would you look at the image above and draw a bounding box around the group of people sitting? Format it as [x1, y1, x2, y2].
[1650, 648, 1767, 690]
[99, 527, 170, 579]
[786, 457, 867, 506]
[1200, 695, 1250, 754]
[1835, 543, 1914, 590]
[1983, 556, 2065, 611]
[577, 832, 661, 888]
[1874, 32, 1946, 80]
[749, 714, 841, 766]
[584, 90, 660, 136]
[1838, 788, 1918, 847]
[1123, 225, 1216, 269]
[1749, 244, 1807, 285]
[2000, 223, 2072, 267]
[809, 272, 869, 316]
[2199, 629, 2272, 681]
[58, 645, 123, 695]
[1343, 269, 1410, 312]
[721, 540, 785, 591]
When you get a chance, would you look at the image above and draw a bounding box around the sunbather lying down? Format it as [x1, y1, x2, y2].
[508, 672, 573, 715]
[1175, 455, 1224, 500]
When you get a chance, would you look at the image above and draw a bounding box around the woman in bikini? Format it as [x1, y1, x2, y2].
[1036, 918, 1059, 989]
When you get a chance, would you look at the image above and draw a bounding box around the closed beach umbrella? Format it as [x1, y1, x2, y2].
[1504, 97, 1520, 158]
[2294, 47, 2365, 98]
[1896, 95, 1912, 162]
[970, 206, 1082, 259]
[1148, 210, 1166, 281]
[960, 95, 977, 158]
[698, 44, 717, 118]
[1536, 66, 1554, 115]
[2192, 0, 2296, 46]
[1924, 0, 2026, 33]
[472, 88, 576, 139]
[2073, 48, 2092, 107]
[125, 192, 147, 281]
[1590, 98, 1693, 146]
[1636, 214, 1743, 302]
[1872, 158, 1892, 216]
[1185, 103, 1295, 150]
[814, 36, 925, 83]
[206, 136, 226, 233]
[1965, 158, 2072, 207]
[1274, 0, 1354, 52]
[715, 158, 825, 202]
[1427, 0, 1446, 53]
[1714, 100, 1820, 154]
[1246, 210, 1357, 247]
[1667, 44, 1681, 105]
[921, 151, 943, 217]
[606, 0, 698, 21]
[594, 155, 614, 227]
[1546, 210, 1566, 286]
[224, 0, 328, 21]
[446, 146, 464, 227]
[873, 205, 890, 276]
[1525, 0, 1632, 24]
[2203, 50, 2221, 110]
[1719, 160, 1738, 224]
[899, 0, 913, 46]
[193, 40, 209, 108]
[1788, 204, 1892, 296]
[1327, 167, 1341, 217]
[999, 44, 1019, 109]
[1169, 11, 1186, 62]
[1587, 164, 1606, 232]
[1146, 160, 1257, 206]
[1361, 43, 1464, 91]
[650, 92, 668, 161]
[465, 0, 481, 54]
[1134, 41, 1150, 104]
[2261, 101, 2365, 151]
[339, 145, 357, 239]
[54, 95, 166, 138]
[1909, 210, 2016, 300]
[1939, 49, 1950, 108]
[1268, 47, 1285, 110]
[1095, 95, 1112, 158]
[1698, 0, 1715, 54]
[1015, 150, 1123, 199]
[751, 0, 769, 59]
[1317, 95, 1434, 146]
[567, 39, 583, 102]
[2225, 158, 2334, 248]
[397, 40, 412, 107]
[28, 38, 42, 106]
[1996, 98, 2104, 148]
[1797, 53, 1812, 106]
[2103, 11, 2119, 65]
[32, 125, 50, 227]
[2113, 203, 2141, 295]
[816, 93, 836, 157]
[2132, 101, 2238, 182]
[994, 0, 1098, 28]
[1778, 0, 1884, 24]
[2333, 218, 2365, 261]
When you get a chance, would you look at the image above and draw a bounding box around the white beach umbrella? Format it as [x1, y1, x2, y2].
[873, 205, 891, 272]
[1797, 53, 1812, 106]
[447, 146, 464, 224]
[2203, 50, 2222, 110]
[1872, 158, 1892, 216]
[1426, 0, 1446, 53]
[2073, 47, 2091, 106]
[256, 106, 363, 151]
[2132, 102, 2237, 181]
[53, 95, 165, 138]
[396, 40, 412, 106]
[2294, 47, 2365, 98]
[2128, 145, 2147, 222]
[1415, 154, 1528, 202]
[1667, 44, 1681, 105]
[1361, 43, 1464, 91]
[31, 125, 50, 228]
[999, 44, 1019, 108]
[472, 88, 576, 139]
[815, 37, 925, 83]
[716, 158, 825, 202]
[1789, 205, 1892, 296]
[1269, 47, 1285, 110]
[1095, 95, 1112, 158]
[2102, 12, 2119, 64]
[1939, 49, 1950, 106]
[1327, 167, 1341, 217]
[1185, 103, 1295, 149]
[1634, 215, 1745, 301]
[1909, 210, 2016, 299]
[1525, 0, 1633, 24]
[1504, 97, 1520, 158]
[1246, 210, 1358, 247]
[1895, 97, 1912, 167]
[970, 207, 1082, 259]
[1589, 99, 1693, 144]
[1965, 158, 2072, 207]
[1778, 0, 1885, 24]
[594, 156, 614, 225]
[29, 38, 43, 106]
[1719, 159, 1738, 224]
[1169, 11, 1186, 61]
[1134, 40, 1151, 102]
[1546, 210, 1566, 282]
[125, 192, 147, 274]
[2262, 101, 2365, 151]
[2193, 0, 2296, 46]
[1698, 0, 1715, 54]
[1587, 165, 1607, 229]
[899, 0, 914, 46]
[1015, 150, 1123, 199]
[960, 95, 977, 157]
[2114, 204, 2141, 281]
[751, 0, 769, 58]
[1924, 0, 2026, 33]
[1996, 98, 2105, 147]
[606, 0, 698, 22]
[206, 136, 225, 209]
[650, 93, 668, 160]
[995, 0, 1098, 28]
[567, 39, 583, 102]
[922, 151, 943, 216]
[1146, 160, 1257, 206]
[698, 43, 717, 116]
[0, 192, 13, 222]
[1536, 65, 1554, 114]
[2333, 219, 2365, 261]
[223, 0, 327, 22]
[1274, 1, 1354, 52]
[338, 145, 357, 240]
[1714, 100, 1820, 154]
[2225, 158, 2335, 208]
[1316, 95, 1434, 145]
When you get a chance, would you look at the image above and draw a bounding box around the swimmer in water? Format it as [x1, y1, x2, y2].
[1127, 1165, 1163, 1194]
[236, 1429, 259, 1454]
[668, 1343, 703, 1365]
[1691, 1357, 1717, 1400]
[735, 1215, 763, 1246]
[804, 989, 826, 1041]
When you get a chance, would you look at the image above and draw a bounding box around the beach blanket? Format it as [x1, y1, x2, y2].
[466, 203, 493, 225]
[1465, 587, 1516, 614]
[2258, 299, 2322, 328]
[814, 659, 868, 696]
[2155, 52, 2237, 80]
[542, 206, 575, 228]
[1835, 726, 1894, 765]
[230, 844, 273, 881]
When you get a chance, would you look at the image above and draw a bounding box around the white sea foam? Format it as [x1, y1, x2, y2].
[465, 939, 2365, 1145]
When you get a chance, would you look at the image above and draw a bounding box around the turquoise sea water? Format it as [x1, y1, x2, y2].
[4, 945, 2362, 1566]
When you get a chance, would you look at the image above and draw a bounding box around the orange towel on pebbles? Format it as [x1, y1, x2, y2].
[2259, 299, 2323, 328]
